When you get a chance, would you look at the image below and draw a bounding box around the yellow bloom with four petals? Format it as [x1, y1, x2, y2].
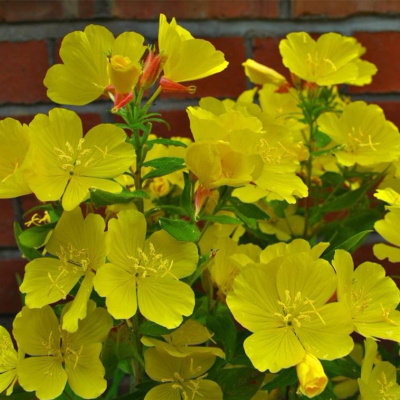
[0, 326, 18, 395]
[94, 209, 198, 328]
[25, 108, 134, 211]
[20, 207, 106, 332]
[13, 302, 112, 400]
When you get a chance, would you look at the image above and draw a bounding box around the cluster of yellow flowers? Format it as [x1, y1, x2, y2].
[2, 15, 400, 400]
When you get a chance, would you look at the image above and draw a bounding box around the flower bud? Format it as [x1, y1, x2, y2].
[139, 51, 165, 90]
[108, 55, 141, 94]
[160, 76, 196, 94]
[242, 59, 287, 87]
[296, 354, 328, 398]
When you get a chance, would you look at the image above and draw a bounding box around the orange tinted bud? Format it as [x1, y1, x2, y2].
[195, 184, 212, 218]
[139, 51, 164, 90]
[111, 92, 133, 113]
[160, 76, 196, 94]
[296, 354, 328, 398]
[275, 81, 292, 93]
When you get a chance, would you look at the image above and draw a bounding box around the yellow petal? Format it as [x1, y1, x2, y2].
[244, 328, 305, 372]
[93, 263, 137, 319]
[65, 343, 107, 399]
[0, 118, 31, 198]
[138, 277, 194, 329]
[158, 14, 228, 82]
[20, 257, 83, 308]
[13, 306, 60, 356]
[145, 383, 181, 400]
[62, 271, 95, 333]
[44, 25, 114, 105]
[146, 230, 198, 279]
[18, 357, 67, 400]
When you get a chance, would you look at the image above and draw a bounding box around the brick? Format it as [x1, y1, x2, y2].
[0, 259, 26, 314]
[0, 0, 63, 22]
[375, 102, 400, 128]
[160, 37, 247, 100]
[153, 109, 192, 139]
[292, 0, 400, 17]
[0, 200, 16, 247]
[350, 32, 400, 94]
[253, 36, 291, 81]
[0, 41, 49, 104]
[112, 0, 278, 20]
[79, 0, 96, 18]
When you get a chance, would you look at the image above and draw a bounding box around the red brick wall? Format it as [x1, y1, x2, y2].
[1, 0, 400, 315]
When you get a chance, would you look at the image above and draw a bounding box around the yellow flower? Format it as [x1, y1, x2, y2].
[13, 302, 112, 400]
[226, 251, 353, 373]
[318, 101, 400, 168]
[185, 141, 256, 189]
[279, 32, 377, 86]
[374, 208, 400, 263]
[141, 319, 225, 358]
[158, 14, 228, 83]
[296, 353, 328, 398]
[25, 108, 134, 211]
[44, 25, 146, 105]
[20, 207, 106, 332]
[333, 249, 400, 341]
[144, 348, 223, 400]
[358, 338, 400, 400]
[242, 59, 287, 87]
[93, 209, 198, 328]
[0, 118, 31, 198]
[0, 326, 18, 395]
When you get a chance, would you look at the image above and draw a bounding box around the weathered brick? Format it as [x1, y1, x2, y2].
[112, 0, 278, 20]
[292, 0, 400, 18]
[0, 41, 49, 104]
[350, 32, 400, 94]
[0, 200, 16, 247]
[375, 101, 400, 128]
[252, 37, 290, 80]
[153, 109, 192, 139]
[0, 0, 63, 22]
[0, 259, 26, 314]
[79, 0, 96, 18]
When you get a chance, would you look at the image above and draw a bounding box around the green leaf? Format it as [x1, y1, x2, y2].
[142, 157, 185, 179]
[180, 172, 192, 215]
[207, 304, 237, 361]
[159, 218, 201, 242]
[314, 129, 332, 148]
[262, 367, 297, 391]
[201, 215, 241, 225]
[19, 223, 56, 248]
[322, 357, 361, 379]
[90, 189, 149, 206]
[210, 366, 264, 400]
[323, 230, 372, 261]
[143, 156, 185, 169]
[139, 321, 172, 337]
[14, 222, 42, 261]
[230, 198, 270, 220]
[321, 187, 365, 212]
[312, 144, 343, 157]
[146, 138, 188, 150]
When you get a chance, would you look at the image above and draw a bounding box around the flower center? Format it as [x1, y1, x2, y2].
[275, 290, 325, 328]
[347, 126, 380, 153]
[108, 54, 141, 94]
[128, 243, 175, 280]
[54, 139, 93, 174]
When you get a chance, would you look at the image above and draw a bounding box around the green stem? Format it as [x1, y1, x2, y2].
[143, 86, 162, 110]
[302, 122, 314, 239]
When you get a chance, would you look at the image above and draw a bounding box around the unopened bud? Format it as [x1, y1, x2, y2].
[139, 51, 165, 90]
[108, 55, 141, 94]
[160, 76, 196, 94]
[242, 59, 287, 87]
[296, 353, 328, 398]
